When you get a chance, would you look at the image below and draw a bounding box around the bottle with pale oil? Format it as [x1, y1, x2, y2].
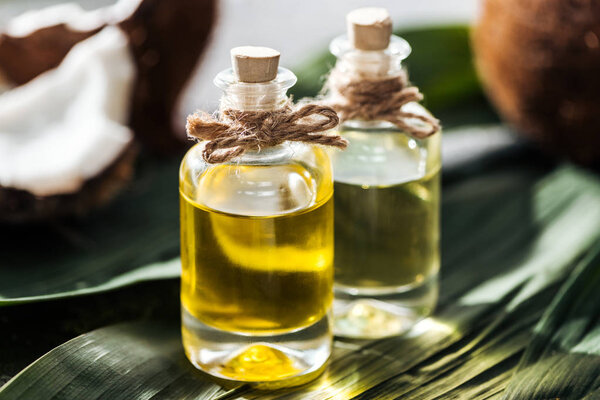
[180, 47, 334, 387]
[328, 8, 441, 338]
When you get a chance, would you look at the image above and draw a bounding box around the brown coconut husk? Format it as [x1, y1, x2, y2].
[473, 0, 600, 165]
[0, 144, 138, 223]
[0, 25, 98, 85]
[118, 0, 217, 152]
[0, 0, 217, 152]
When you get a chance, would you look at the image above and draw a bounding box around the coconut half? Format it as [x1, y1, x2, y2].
[0, 26, 136, 222]
[0, 0, 217, 152]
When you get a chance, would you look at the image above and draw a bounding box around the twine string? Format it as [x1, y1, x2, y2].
[326, 68, 441, 139]
[186, 101, 347, 163]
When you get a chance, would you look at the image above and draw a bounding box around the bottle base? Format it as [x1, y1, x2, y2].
[333, 275, 439, 339]
[181, 307, 332, 389]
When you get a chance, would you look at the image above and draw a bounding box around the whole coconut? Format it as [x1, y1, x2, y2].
[473, 0, 600, 165]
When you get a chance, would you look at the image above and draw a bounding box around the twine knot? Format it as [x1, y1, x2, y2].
[186, 101, 347, 163]
[326, 68, 441, 139]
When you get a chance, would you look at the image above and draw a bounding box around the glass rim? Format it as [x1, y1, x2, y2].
[213, 67, 297, 91]
[329, 34, 412, 60]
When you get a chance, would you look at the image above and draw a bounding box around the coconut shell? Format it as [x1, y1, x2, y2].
[118, 0, 217, 152]
[0, 0, 217, 152]
[0, 144, 137, 223]
[473, 0, 600, 165]
[0, 25, 98, 85]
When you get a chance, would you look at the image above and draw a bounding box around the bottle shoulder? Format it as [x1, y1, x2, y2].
[331, 108, 441, 187]
[341, 101, 437, 130]
[180, 142, 333, 217]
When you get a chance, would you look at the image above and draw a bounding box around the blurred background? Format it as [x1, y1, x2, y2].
[0, 0, 480, 122]
[176, 0, 479, 114]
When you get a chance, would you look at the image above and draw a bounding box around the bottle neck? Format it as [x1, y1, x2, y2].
[211, 67, 299, 163]
[214, 67, 297, 112]
[328, 34, 413, 128]
[330, 52, 404, 129]
[336, 50, 403, 79]
[218, 85, 291, 163]
[220, 82, 289, 112]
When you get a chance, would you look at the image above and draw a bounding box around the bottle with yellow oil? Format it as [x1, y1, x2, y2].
[180, 46, 344, 387]
[325, 8, 442, 338]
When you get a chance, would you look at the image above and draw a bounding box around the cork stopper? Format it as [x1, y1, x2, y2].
[231, 46, 280, 83]
[347, 8, 392, 51]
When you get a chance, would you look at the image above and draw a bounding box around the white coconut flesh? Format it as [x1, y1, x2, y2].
[0, 26, 135, 197]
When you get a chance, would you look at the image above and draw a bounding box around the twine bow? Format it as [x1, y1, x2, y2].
[186, 101, 347, 163]
[326, 69, 441, 139]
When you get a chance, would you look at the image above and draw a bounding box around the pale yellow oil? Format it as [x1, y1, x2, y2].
[334, 170, 440, 290]
[180, 161, 334, 335]
[331, 126, 441, 293]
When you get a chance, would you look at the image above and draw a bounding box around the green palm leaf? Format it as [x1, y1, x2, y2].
[0, 157, 182, 305]
[0, 322, 227, 399]
[502, 244, 600, 399]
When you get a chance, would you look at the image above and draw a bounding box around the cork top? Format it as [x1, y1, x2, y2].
[346, 8, 392, 51]
[231, 46, 280, 83]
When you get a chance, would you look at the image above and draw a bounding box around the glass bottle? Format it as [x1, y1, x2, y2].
[328, 11, 441, 339]
[179, 49, 333, 387]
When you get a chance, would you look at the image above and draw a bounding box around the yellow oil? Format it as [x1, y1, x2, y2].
[219, 345, 300, 381]
[180, 160, 334, 335]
